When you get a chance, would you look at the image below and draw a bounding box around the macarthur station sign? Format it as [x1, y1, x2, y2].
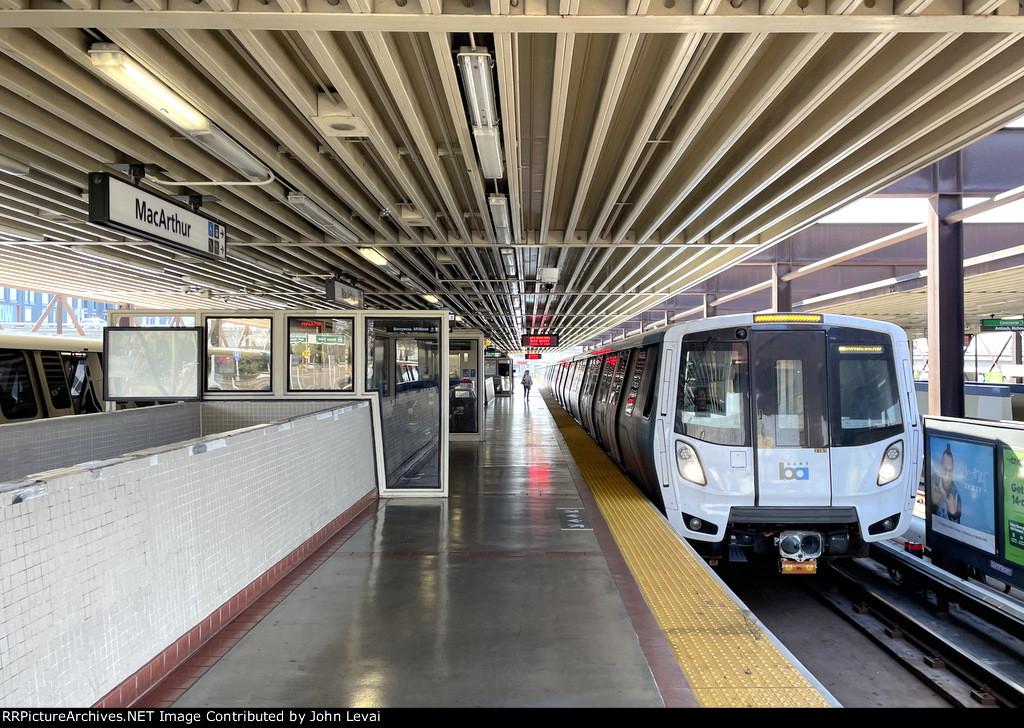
[88, 172, 227, 260]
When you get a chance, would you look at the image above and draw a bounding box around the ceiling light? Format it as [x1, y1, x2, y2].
[89, 43, 209, 133]
[188, 126, 271, 182]
[489, 194, 511, 246]
[421, 293, 440, 305]
[499, 246, 517, 278]
[90, 43, 270, 182]
[473, 126, 504, 179]
[457, 49, 498, 128]
[400, 275, 427, 294]
[358, 247, 388, 267]
[0, 152, 30, 176]
[286, 193, 359, 243]
[357, 246, 401, 277]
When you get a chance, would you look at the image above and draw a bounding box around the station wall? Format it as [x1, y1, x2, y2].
[0, 401, 377, 707]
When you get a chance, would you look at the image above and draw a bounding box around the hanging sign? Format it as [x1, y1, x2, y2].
[982, 318, 1024, 332]
[522, 334, 558, 348]
[88, 172, 227, 260]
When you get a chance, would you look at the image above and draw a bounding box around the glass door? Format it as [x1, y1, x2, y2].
[751, 330, 832, 507]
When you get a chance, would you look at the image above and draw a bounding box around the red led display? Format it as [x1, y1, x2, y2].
[525, 353, 541, 360]
[521, 334, 559, 348]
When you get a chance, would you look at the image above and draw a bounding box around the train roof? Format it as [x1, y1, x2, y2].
[0, 332, 103, 352]
[559, 313, 907, 363]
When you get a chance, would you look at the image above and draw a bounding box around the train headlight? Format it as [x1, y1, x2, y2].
[675, 441, 706, 486]
[877, 441, 903, 486]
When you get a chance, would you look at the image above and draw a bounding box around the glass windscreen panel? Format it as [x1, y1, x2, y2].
[449, 339, 479, 434]
[206, 317, 272, 392]
[366, 317, 442, 491]
[829, 338, 903, 447]
[287, 317, 354, 392]
[105, 327, 202, 401]
[676, 339, 749, 447]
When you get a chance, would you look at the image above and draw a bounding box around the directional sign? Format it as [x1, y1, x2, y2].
[982, 318, 1024, 332]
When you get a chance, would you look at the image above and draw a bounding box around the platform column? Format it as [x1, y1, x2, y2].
[926, 157, 965, 418]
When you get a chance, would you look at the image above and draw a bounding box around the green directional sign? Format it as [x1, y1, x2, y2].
[982, 318, 1024, 332]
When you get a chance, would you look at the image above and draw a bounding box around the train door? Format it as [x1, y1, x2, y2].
[618, 344, 663, 508]
[602, 350, 630, 463]
[579, 356, 604, 435]
[750, 330, 832, 507]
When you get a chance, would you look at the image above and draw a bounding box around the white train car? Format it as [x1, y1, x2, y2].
[547, 313, 922, 571]
[0, 333, 104, 424]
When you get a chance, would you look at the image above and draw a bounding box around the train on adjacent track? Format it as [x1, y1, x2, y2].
[544, 313, 923, 572]
[0, 333, 105, 424]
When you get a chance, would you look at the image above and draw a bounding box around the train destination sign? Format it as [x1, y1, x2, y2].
[88, 172, 227, 260]
[982, 318, 1024, 332]
[522, 334, 558, 348]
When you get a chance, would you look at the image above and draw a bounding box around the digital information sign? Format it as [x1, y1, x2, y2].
[522, 334, 558, 348]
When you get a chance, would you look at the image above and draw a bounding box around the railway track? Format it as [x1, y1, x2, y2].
[811, 551, 1024, 707]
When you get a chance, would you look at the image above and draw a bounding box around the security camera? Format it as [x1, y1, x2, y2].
[543, 282, 555, 292]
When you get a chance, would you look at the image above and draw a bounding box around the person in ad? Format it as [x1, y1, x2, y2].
[932, 443, 963, 523]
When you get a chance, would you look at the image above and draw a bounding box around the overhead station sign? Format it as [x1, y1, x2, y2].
[522, 334, 558, 348]
[88, 172, 227, 260]
[982, 318, 1024, 332]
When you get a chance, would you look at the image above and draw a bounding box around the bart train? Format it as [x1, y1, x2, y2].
[545, 313, 923, 571]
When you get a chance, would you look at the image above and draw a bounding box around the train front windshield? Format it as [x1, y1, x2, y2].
[676, 325, 903, 504]
[676, 327, 902, 447]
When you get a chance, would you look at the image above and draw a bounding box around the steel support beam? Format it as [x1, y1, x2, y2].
[926, 175, 965, 417]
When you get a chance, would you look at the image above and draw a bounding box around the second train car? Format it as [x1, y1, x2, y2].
[547, 313, 922, 572]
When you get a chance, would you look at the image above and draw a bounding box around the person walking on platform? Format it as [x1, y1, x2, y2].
[521, 370, 533, 400]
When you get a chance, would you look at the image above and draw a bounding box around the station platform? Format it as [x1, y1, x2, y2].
[140, 392, 834, 709]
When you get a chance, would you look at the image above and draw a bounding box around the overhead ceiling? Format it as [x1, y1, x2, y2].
[1, 3, 1024, 352]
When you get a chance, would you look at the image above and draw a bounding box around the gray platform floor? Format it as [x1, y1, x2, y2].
[171, 393, 666, 708]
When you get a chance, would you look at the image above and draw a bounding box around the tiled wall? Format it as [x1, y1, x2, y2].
[198, 400, 345, 436]
[0, 401, 377, 707]
[0, 403, 201, 483]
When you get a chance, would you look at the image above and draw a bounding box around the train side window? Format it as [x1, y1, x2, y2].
[0, 350, 39, 420]
[623, 348, 647, 417]
[38, 350, 72, 410]
[642, 347, 659, 419]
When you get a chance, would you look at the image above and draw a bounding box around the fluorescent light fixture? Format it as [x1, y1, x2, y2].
[358, 247, 389, 267]
[457, 49, 498, 127]
[400, 275, 426, 294]
[188, 126, 270, 182]
[0, 152, 29, 176]
[286, 193, 359, 243]
[89, 43, 209, 133]
[489, 194, 511, 246]
[358, 246, 400, 277]
[421, 293, 440, 305]
[90, 43, 270, 182]
[499, 246, 517, 278]
[472, 126, 504, 179]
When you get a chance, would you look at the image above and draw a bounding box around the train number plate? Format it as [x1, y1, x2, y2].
[780, 559, 817, 575]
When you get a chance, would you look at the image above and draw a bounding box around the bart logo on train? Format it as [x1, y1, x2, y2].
[778, 463, 810, 481]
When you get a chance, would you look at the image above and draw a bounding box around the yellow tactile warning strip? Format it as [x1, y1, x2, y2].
[546, 397, 831, 708]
